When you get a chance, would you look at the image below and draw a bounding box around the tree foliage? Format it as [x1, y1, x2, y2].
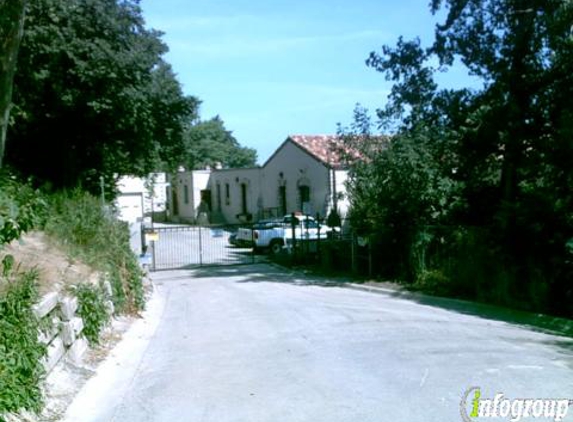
[344, 0, 573, 315]
[6, 0, 198, 193]
[183, 116, 258, 170]
[0, 0, 26, 168]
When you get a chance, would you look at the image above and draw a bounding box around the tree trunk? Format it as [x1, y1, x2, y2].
[499, 0, 535, 238]
[0, 0, 27, 168]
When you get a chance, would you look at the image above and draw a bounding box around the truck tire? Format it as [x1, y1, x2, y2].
[269, 239, 283, 255]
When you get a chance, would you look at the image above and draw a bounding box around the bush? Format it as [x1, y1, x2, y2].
[0, 269, 46, 420]
[414, 269, 451, 296]
[0, 173, 47, 246]
[74, 284, 110, 345]
[45, 191, 144, 314]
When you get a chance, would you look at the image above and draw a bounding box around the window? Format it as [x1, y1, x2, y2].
[216, 183, 222, 211]
[299, 185, 310, 204]
[183, 185, 189, 204]
[279, 185, 287, 215]
[225, 183, 230, 205]
[240, 183, 248, 214]
[200, 190, 212, 211]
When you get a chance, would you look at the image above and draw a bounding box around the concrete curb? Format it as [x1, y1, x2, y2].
[244, 262, 573, 339]
[346, 283, 573, 339]
[346, 283, 410, 297]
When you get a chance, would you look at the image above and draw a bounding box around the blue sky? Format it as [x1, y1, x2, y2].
[141, 0, 471, 163]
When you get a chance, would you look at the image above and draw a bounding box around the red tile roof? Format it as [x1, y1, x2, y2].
[287, 135, 355, 169]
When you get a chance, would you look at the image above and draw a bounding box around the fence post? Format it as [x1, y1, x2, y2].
[305, 214, 309, 259]
[251, 222, 255, 264]
[140, 223, 146, 259]
[198, 225, 203, 266]
[351, 232, 357, 274]
[151, 239, 156, 272]
[368, 235, 373, 278]
[291, 212, 296, 264]
[316, 212, 321, 263]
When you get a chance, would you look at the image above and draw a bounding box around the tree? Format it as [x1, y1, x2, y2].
[0, 0, 26, 168]
[182, 116, 257, 170]
[6, 0, 198, 193]
[346, 0, 573, 313]
[340, 105, 460, 279]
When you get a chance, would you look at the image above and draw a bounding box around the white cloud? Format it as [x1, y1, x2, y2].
[216, 82, 389, 116]
[168, 29, 390, 59]
[147, 14, 260, 31]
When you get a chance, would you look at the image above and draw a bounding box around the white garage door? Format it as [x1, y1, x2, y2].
[116, 194, 144, 223]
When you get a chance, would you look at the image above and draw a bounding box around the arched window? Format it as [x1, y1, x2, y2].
[297, 177, 311, 213]
[216, 182, 222, 211]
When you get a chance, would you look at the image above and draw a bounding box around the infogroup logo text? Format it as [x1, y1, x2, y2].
[460, 387, 572, 422]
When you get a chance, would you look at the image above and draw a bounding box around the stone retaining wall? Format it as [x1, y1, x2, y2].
[32, 283, 114, 373]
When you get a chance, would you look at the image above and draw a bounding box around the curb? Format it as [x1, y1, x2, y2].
[346, 283, 573, 339]
[346, 283, 412, 297]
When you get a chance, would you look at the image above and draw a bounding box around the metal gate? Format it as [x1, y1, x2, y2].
[142, 223, 263, 271]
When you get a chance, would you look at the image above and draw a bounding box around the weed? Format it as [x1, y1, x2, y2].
[45, 191, 144, 314]
[74, 283, 110, 345]
[0, 269, 46, 420]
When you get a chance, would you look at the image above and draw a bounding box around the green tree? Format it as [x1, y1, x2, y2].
[183, 116, 257, 169]
[340, 105, 459, 279]
[6, 0, 198, 192]
[0, 0, 26, 168]
[346, 0, 573, 313]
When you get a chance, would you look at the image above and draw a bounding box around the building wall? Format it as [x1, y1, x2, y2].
[115, 173, 169, 221]
[165, 140, 351, 225]
[333, 169, 350, 218]
[263, 141, 330, 219]
[170, 170, 211, 223]
[115, 193, 144, 224]
[208, 168, 262, 224]
[148, 172, 168, 212]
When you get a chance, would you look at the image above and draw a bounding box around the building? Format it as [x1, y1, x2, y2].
[166, 169, 212, 224]
[259, 135, 350, 222]
[167, 135, 352, 225]
[115, 173, 169, 223]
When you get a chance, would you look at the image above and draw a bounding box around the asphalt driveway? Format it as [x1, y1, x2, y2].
[63, 264, 573, 422]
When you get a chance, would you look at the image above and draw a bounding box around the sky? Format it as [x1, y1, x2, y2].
[140, 0, 473, 164]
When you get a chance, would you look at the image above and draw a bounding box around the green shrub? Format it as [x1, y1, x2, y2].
[0, 173, 47, 246]
[45, 191, 144, 314]
[414, 269, 451, 296]
[74, 284, 110, 345]
[0, 269, 46, 419]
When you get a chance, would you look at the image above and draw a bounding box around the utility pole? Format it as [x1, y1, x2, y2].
[100, 176, 105, 207]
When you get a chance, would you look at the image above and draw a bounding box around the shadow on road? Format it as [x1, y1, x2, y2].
[181, 263, 348, 287]
[383, 289, 573, 340]
[161, 263, 573, 340]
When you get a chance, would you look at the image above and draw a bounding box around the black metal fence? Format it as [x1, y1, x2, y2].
[286, 220, 374, 276]
[140, 215, 375, 275]
[142, 223, 264, 271]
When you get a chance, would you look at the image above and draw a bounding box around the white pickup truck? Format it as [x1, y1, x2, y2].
[233, 219, 281, 248]
[237, 214, 332, 254]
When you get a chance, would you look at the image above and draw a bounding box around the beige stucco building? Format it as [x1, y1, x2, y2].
[115, 173, 169, 223]
[167, 135, 351, 225]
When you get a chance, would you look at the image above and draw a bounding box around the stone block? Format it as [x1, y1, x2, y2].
[102, 280, 113, 298]
[61, 318, 84, 346]
[67, 337, 88, 365]
[38, 316, 60, 345]
[104, 300, 115, 316]
[32, 292, 59, 319]
[42, 336, 65, 373]
[59, 296, 78, 321]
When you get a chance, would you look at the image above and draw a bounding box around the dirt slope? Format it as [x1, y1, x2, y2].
[0, 232, 99, 295]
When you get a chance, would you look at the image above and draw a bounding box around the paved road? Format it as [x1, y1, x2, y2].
[63, 264, 573, 422]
